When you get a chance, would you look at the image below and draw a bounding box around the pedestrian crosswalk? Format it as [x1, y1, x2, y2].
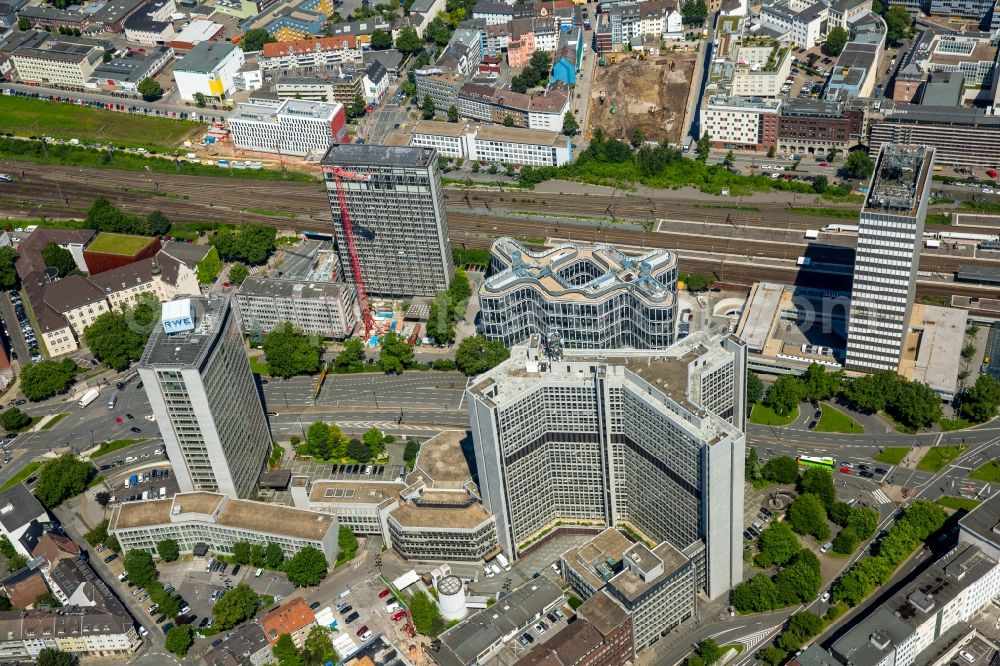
[871, 488, 892, 505]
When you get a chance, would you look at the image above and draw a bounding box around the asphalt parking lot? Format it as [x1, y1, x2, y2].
[320, 575, 410, 653]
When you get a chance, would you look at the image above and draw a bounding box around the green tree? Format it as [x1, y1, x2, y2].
[632, 128, 646, 149]
[156, 539, 179, 562]
[84, 310, 148, 371]
[424, 294, 455, 343]
[211, 224, 276, 265]
[812, 174, 829, 194]
[303, 421, 331, 459]
[0, 247, 19, 288]
[378, 331, 414, 373]
[884, 5, 913, 45]
[302, 626, 338, 665]
[146, 210, 170, 236]
[848, 506, 879, 539]
[763, 374, 803, 416]
[754, 521, 801, 568]
[228, 263, 250, 285]
[283, 546, 328, 587]
[801, 363, 842, 400]
[0, 408, 31, 432]
[165, 624, 194, 656]
[762, 456, 799, 484]
[213, 583, 261, 630]
[960, 374, 1000, 422]
[273, 634, 304, 666]
[338, 526, 358, 563]
[797, 467, 836, 509]
[264, 323, 322, 378]
[396, 26, 422, 54]
[349, 93, 366, 119]
[422, 94, 435, 119]
[332, 338, 366, 373]
[787, 493, 830, 541]
[455, 335, 510, 375]
[890, 379, 942, 429]
[503, 115, 516, 127]
[844, 149, 875, 180]
[830, 501, 854, 526]
[833, 526, 859, 554]
[681, 0, 707, 24]
[265, 542, 285, 569]
[6, 553, 27, 571]
[747, 372, 764, 404]
[123, 550, 158, 589]
[824, 26, 849, 55]
[42, 242, 77, 277]
[196, 246, 222, 284]
[409, 590, 446, 636]
[363, 426, 386, 458]
[404, 440, 420, 469]
[33, 455, 94, 508]
[371, 28, 392, 49]
[347, 438, 371, 462]
[730, 573, 778, 613]
[241, 28, 276, 51]
[447, 104, 459, 122]
[745, 446, 763, 483]
[774, 550, 822, 606]
[697, 131, 711, 161]
[137, 77, 163, 101]
[37, 648, 76, 666]
[233, 541, 253, 565]
[17, 17, 30, 30]
[758, 646, 787, 666]
[194, 92, 207, 107]
[0, 594, 14, 611]
[839, 370, 896, 413]
[149, 582, 179, 618]
[562, 111, 579, 136]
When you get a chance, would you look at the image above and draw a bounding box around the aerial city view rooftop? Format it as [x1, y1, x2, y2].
[1, 0, 1000, 662]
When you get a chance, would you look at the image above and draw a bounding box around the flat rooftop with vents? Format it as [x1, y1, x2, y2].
[863, 144, 934, 216]
[140, 296, 229, 368]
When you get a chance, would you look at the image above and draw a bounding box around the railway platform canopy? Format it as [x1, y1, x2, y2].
[956, 264, 1000, 285]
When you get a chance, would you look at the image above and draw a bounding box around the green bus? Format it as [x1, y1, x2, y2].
[797, 455, 835, 470]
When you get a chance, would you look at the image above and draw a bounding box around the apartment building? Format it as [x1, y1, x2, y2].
[479, 238, 677, 348]
[321, 144, 453, 297]
[259, 34, 363, 72]
[15, 5, 92, 32]
[845, 144, 934, 374]
[777, 98, 858, 155]
[702, 95, 781, 151]
[122, 0, 176, 44]
[109, 491, 339, 562]
[526, 82, 570, 132]
[229, 99, 347, 157]
[172, 40, 245, 101]
[467, 332, 747, 600]
[10, 34, 102, 87]
[273, 73, 361, 105]
[261, 598, 317, 648]
[234, 277, 357, 338]
[760, 1, 827, 49]
[408, 120, 572, 166]
[0, 607, 140, 661]
[729, 44, 792, 97]
[139, 297, 271, 498]
[0, 486, 50, 560]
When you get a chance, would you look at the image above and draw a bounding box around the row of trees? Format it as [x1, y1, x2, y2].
[300, 423, 390, 463]
[229, 542, 329, 587]
[833, 501, 946, 606]
[329, 332, 417, 375]
[757, 612, 825, 665]
[730, 549, 821, 613]
[331, 332, 508, 377]
[86, 197, 171, 237]
[263, 323, 323, 378]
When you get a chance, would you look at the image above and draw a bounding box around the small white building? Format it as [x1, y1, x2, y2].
[122, 0, 177, 45]
[760, 1, 827, 49]
[408, 119, 573, 166]
[363, 59, 390, 104]
[526, 82, 570, 133]
[229, 99, 348, 157]
[172, 40, 244, 101]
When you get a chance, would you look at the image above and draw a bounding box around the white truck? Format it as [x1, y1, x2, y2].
[78, 388, 100, 409]
[496, 553, 511, 571]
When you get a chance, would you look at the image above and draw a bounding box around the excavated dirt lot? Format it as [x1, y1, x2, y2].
[588, 52, 697, 145]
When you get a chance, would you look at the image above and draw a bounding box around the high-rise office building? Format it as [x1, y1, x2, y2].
[845, 144, 935, 373]
[320, 144, 454, 297]
[139, 297, 271, 498]
[479, 237, 678, 349]
[466, 331, 747, 600]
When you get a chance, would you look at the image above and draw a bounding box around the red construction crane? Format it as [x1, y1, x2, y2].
[325, 165, 379, 338]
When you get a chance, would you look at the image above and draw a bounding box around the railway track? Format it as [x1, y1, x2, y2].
[2, 160, 999, 304]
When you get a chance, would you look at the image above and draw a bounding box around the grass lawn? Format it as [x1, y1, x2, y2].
[814, 404, 864, 433]
[969, 460, 1000, 482]
[935, 496, 983, 511]
[92, 439, 143, 458]
[940, 417, 974, 432]
[750, 403, 799, 426]
[3, 96, 198, 148]
[0, 461, 42, 491]
[720, 644, 745, 657]
[86, 232, 155, 255]
[873, 447, 910, 465]
[917, 445, 967, 472]
[4, 416, 42, 434]
[40, 413, 69, 430]
[248, 356, 270, 376]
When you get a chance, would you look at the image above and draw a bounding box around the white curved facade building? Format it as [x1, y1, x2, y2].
[479, 238, 678, 349]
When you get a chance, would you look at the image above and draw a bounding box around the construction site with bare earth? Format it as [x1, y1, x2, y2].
[588, 51, 698, 146]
